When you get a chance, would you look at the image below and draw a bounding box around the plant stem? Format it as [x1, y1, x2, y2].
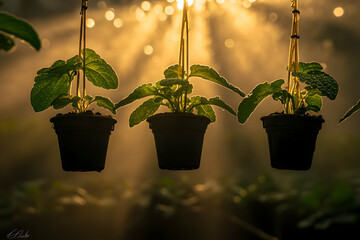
[178, 0, 189, 113]
[285, 0, 300, 114]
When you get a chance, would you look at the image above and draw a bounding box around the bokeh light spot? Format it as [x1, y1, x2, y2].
[105, 10, 115, 21]
[42, 39, 51, 49]
[225, 39, 235, 48]
[144, 45, 154, 55]
[86, 18, 95, 28]
[141, 1, 151, 11]
[333, 7, 344, 17]
[136, 8, 146, 22]
[165, 6, 175, 15]
[113, 18, 123, 28]
[269, 12, 278, 22]
[177, 0, 194, 10]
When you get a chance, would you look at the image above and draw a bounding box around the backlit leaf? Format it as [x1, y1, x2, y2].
[237, 79, 284, 124]
[0, 12, 40, 50]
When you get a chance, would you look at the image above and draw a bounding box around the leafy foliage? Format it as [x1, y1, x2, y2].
[237, 62, 338, 123]
[0, 12, 41, 51]
[339, 99, 360, 123]
[31, 48, 118, 113]
[116, 64, 243, 127]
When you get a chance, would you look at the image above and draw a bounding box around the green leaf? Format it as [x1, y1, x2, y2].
[237, 79, 285, 124]
[164, 64, 183, 79]
[305, 94, 322, 112]
[293, 72, 338, 100]
[31, 61, 71, 112]
[195, 104, 215, 122]
[115, 83, 157, 109]
[339, 99, 360, 123]
[188, 96, 236, 116]
[298, 62, 323, 74]
[159, 78, 189, 86]
[0, 12, 41, 50]
[129, 97, 161, 127]
[0, 33, 14, 51]
[94, 96, 116, 114]
[207, 97, 236, 116]
[52, 95, 80, 109]
[82, 48, 118, 89]
[189, 64, 245, 97]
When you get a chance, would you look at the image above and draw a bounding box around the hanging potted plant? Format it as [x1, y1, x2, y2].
[115, 1, 244, 170]
[30, 0, 118, 172]
[237, 0, 338, 170]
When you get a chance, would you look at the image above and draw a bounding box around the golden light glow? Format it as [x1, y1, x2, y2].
[333, 7, 344, 17]
[216, 0, 225, 4]
[249, 0, 257, 3]
[153, 4, 163, 14]
[177, 0, 194, 10]
[105, 10, 115, 21]
[135, 8, 146, 21]
[144, 45, 154, 55]
[86, 18, 95, 28]
[141, 1, 151, 11]
[242, 1, 252, 8]
[165, 6, 175, 15]
[159, 13, 168, 22]
[167, 0, 175, 3]
[113, 18, 123, 28]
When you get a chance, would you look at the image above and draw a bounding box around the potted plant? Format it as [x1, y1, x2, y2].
[237, 0, 338, 170]
[30, 0, 118, 172]
[115, 1, 244, 170]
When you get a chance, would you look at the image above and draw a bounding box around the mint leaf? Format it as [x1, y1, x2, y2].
[207, 97, 236, 116]
[237, 79, 284, 124]
[298, 62, 323, 74]
[189, 64, 245, 97]
[83, 49, 118, 89]
[305, 94, 322, 112]
[115, 83, 157, 109]
[0, 33, 14, 51]
[94, 96, 116, 114]
[195, 104, 215, 122]
[0, 12, 40, 50]
[31, 61, 71, 112]
[129, 97, 161, 127]
[339, 99, 360, 123]
[164, 64, 183, 79]
[293, 72, 338, 100]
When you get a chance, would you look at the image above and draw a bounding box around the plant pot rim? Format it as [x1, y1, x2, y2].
[260, 112, 324, 122]
[50, 111, 117, 123]
[147, 112, 211, 124]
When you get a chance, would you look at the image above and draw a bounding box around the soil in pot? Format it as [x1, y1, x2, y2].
[50, 111, 117, 172]
[261, 113, 324, 170]
[147, 113, 211, 170]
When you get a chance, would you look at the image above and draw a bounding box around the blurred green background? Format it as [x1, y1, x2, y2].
[0, 0, 359, 239]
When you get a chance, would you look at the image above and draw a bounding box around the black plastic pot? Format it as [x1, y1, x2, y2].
[261, 113, 324, 170]
[50, 111, 117, 172]
[147, 113, 211, 170]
